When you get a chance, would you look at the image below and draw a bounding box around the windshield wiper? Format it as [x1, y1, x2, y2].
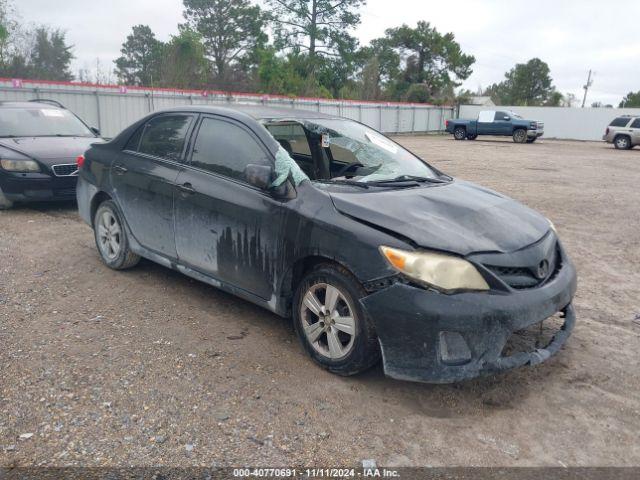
[369, 175, 449, 185]
[316, 179, 370, 189]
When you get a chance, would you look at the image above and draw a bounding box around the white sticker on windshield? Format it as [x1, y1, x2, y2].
[321, 134, 330, 148]
[41, 109, 65, 117]
[365, 131, 397, 154]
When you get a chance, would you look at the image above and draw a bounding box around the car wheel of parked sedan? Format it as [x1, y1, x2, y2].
[614, 135, 632, 150]
[93, 200, 141, 270]
[293, 264, 381, 376]
[453, 127, 467, 140]
[513, 128, 527, 143]
[0, 188, 14, 210]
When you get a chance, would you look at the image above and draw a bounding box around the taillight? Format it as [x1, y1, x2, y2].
[445, 120, 449, 128]
[605, 127, 609, 135]
[76, 155, 85, 169]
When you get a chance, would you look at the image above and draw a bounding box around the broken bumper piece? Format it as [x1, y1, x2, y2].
[360, 257, 577, 383]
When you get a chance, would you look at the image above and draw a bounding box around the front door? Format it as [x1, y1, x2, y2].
[111, 113, 195, 259]
[174, 115, 284, 300]
[493, 111, 513, 135]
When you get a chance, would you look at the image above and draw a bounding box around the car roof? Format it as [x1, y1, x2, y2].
[0, 100, 64, 109]
[157, 104, 341, 121]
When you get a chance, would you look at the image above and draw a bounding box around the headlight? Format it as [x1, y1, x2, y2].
[380, 246, 489, 292]
[0, 159, 40, 172]
[547, 218, 557, 234]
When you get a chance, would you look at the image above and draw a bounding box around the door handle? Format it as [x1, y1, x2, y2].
[113, 164, 128, 175]
[178, 182, 196, 195]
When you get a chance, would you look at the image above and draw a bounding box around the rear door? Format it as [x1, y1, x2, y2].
[174, 115, 285, 300]
[630, 118, 640, 145]
[476, 110, 495, 135]
[111, 113, 195, 259]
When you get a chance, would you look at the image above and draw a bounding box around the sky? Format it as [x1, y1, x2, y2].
[13, 0, 640, 106]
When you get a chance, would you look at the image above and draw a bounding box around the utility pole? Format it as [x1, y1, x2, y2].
[581, 70, 593, 108]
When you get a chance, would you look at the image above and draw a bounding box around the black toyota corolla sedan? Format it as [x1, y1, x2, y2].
[76, 105, 577, 383]
[0, 100, 102, 209]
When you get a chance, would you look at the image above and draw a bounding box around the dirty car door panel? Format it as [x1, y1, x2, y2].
[174, 115, 283, 300]
[112, 114, 194, 259]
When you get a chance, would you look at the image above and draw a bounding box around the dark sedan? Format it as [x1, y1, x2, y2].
[0, 100, 102, 209]
[76, 105, 577, 383]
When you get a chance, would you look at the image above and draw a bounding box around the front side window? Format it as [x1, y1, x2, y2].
[190, 117, 269, 181]
[0, 107, 94, 138]
[610, 117, 631, 127]
[138, 114, 193, 161]
[495, 111, 510, 121]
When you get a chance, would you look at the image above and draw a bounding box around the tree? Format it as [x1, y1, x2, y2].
[114, 25, 164, 86]
[161, 29, 208, 88]
[266, 0, 364, 75]
[29, 27, 73, 81]
[487, 58, 556, 106]
[374, 21, 474, 102]
[619, 91, 640, 108]
[355, 38, 400, 100]
[182, 0, 266, 81]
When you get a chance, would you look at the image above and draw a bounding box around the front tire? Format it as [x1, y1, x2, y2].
[93, 200, 140, 270]
[526, 137, 537, 143]
[293, 264, 380, 376]
[614, 135, 631, 150]
[513, 129, 527, 143]
[453, 127, 467, 140]
[0, 187, 14, 210]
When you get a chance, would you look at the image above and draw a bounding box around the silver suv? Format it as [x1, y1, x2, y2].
[603, 115, 640, 149]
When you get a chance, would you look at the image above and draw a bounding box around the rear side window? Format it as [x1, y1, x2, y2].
[190, 117, 269, 181]
[609, 117, 631, 127]
[137, 114, 193, 161]
[631, 118, 640, 129]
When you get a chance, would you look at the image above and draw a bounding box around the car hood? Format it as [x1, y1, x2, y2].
[0, 136, 101, 163]
[328, 179, 550, 255]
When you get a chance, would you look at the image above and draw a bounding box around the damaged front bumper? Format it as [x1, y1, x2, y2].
[361, 255, 577, 383]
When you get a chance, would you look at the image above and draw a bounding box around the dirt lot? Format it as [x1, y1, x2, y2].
[1, 136, 639, 467]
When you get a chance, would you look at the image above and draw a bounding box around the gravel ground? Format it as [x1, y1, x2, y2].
[1, 135, 639, 467]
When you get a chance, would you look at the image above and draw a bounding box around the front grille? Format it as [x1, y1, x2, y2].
[485, 244, 561, 290]
[52, 164, 78, 176]
[501, 313, 564, 357]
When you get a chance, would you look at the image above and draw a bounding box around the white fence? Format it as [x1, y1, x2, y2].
[459, 104, 640, 141]
[0, 78, 455, 138]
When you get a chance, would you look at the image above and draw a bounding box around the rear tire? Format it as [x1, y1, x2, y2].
[453, 127, 466, 140]
[467, 134, 478, 140]
[293, 263, 380, 376]
[0, 188, 14, 210]
[513, 129, 527, 143]
[93, 200, 140, 270]
[614, 135, 631, 150]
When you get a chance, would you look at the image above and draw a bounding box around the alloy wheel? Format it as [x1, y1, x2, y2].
[97, 210, 122, 260]
[300, 282, 356, 360]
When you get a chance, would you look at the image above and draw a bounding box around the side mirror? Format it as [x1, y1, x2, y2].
[90, 127, 101, 136]
[244, 164, 273, 190]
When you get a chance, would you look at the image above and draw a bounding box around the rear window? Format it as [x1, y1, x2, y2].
[631, 118, 640, 129]
[137, 114, 193, 161]
[609, 117, 631, 127]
